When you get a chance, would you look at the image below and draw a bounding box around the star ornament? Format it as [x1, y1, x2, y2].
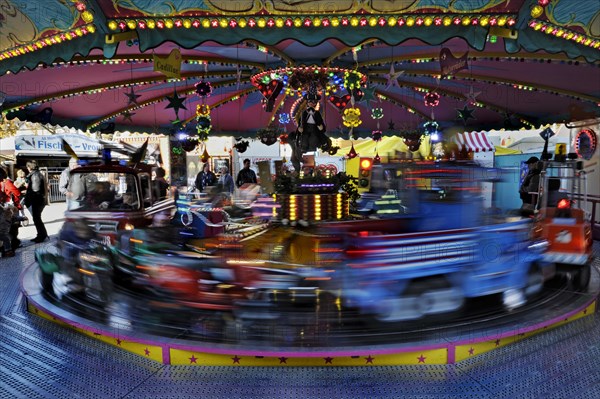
[165, 91, 187, 115]
[384, 64, 404, 90]
[124, 88, 140, 105]
[359, 85, 377, 106]
[121, 110, 135, 122]
[465, 86, 481, 105]
[457, 105, 476, 125]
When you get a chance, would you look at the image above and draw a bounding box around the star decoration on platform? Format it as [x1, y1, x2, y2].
[384, 64, 404, 89]
[457, 105, 476, 124]
[121, 110, 135, 122]
[278, 357, 288, 364]
[124, 88, 140, 105]
[417, 355, 426, 363]
[387, 120, 395, 130]
[232, 355, 241, 364]
[165, 91, 187, 115]
[465, 86, 481, 105]
[144, 348, 150, 356]
[365, 355, 374, 364]
[189, 355, 198, 364]
[495, 339, 501, 347]
[468, 347, 475, 356]
[324, 357, 333, 364]
[116, 339, 122, 346]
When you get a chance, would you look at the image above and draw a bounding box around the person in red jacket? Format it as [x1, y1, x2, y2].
[0, 167, 23, 250]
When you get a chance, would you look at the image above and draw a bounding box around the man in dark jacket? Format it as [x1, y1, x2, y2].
[24, 161, 48, 242]
[235, 159, 257, 188]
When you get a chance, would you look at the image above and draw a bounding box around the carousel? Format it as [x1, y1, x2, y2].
[3, 0, 599, 366]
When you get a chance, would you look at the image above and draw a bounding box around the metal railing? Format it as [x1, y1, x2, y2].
[48, 178, 66, 203]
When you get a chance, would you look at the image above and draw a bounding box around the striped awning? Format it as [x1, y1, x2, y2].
[452, 132, 495, 152]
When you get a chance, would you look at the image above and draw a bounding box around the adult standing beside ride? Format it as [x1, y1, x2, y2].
[0, 167, 23, 250]
[519, 156, 541, 215]
[152, 167, 169, 200]
[194, 163, 216, 193]
[24, 161, 48, 243]
[59, 158, 79, 208]
[218, 166, 235, 194]
[235, 158, 257, 188]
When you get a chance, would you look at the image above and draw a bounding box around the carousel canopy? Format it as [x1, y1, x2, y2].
[0, 0, 598, 139]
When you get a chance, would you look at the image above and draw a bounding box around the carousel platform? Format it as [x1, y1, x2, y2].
[0, 237, 599, 398]
[19, 245, 600, 367]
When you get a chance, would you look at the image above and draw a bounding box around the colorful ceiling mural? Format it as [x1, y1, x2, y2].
[0, 0, 598, 137]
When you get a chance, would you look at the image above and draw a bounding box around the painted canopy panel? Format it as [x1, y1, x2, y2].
[95, 0, 523, 18]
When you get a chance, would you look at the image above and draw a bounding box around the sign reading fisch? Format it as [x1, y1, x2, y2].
[14, 134, 102, 156]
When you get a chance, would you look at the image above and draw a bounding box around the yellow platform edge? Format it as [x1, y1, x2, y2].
[26, 298, 597, 366]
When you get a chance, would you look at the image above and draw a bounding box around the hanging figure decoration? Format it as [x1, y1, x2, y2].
[289, 83, 332, 172]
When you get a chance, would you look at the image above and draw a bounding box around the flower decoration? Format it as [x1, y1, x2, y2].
[234, 140, 250, 153]
[372, 130, 382, 142]
[197, 103, 210, 116]
[196, 104, 212, 140]
[278, 113, 291, 125]
[172, 145, 184, 155]
[257, 126, 280, 146]
[181, 137, 198, 152]
[424, 92, 440, 107]
[342, 108, 362, 128]
[279, 134, 289, 145]
[327, 145, 340, 156]
[371, 107, 384, 120]
[195, 80, 212, 97]
[343, 70, 364, 91]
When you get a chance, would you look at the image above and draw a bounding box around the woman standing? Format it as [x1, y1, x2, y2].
[24, 161, 48, 243]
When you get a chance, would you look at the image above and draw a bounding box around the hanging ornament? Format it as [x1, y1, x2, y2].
[359, 85, 376, 106]
[538, 0, 550, 6]
[387, 120, 395, 130]
[424, 92, 440, 107]
[121, 110, 135, 122]
[372, 130, 382, 142]
[423, 121, 440, 135]
[343, 70, 364, 91]
[257, 127, 279, 146]
[373, 152, 381, 165]
[234, 140, 250, 153]
[329, 94, 352, 111]
[172, 146, 184, 155]
[328, 146, 340, 156]
[196, 104, 212, 140]
[342, 108, 362, 128]
[181, 137, 198, 152]
[200, 148, 210, 163]
[195, 80, 212, 97]
[279, 134, 289, 145]
[457, 105, 476, 125]
[465, 86, 481, 105]
[346, 143, 358, 159]
[371, 108, 384, 120]
[384, 64, 404, 90]
[278, 113, 291, 125]
[165, 91, 187, 115]
[124, 88, 140, 105]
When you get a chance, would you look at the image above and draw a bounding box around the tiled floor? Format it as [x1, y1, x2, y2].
[1, 206, 599, 398]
